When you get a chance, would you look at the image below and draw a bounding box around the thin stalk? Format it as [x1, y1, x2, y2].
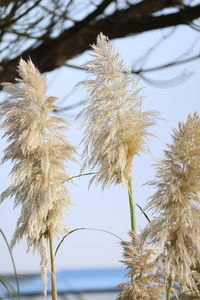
[54, 227, 123, 258]
[49, 224, 57, 300]
[128, 177, 136, 232]
[61, 172, 97, 184]
[136, 204, 151, 223]
[0, 276, 15, 300]
[66, 172, 97, 181]
[0, 229, 20, 300]
[166, 277, 172, 300]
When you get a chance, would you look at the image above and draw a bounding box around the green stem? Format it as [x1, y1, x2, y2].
[49, 224, 57, 300]
[62, 172, 97, 183]
[128, 177, 136, 232]
[54, 227, 122, 258]
[166, 277, 172, 300]
[0, 229, 20, 300]
[136, 204, 151, 223]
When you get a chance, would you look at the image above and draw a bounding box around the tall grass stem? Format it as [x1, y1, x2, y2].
[166, 277, 172, 300]
[49, 224, 57, 300]
[128, 177, 136, 232]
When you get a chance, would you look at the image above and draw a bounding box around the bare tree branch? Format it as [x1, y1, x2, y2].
[0, 1, 200, 88]
[65, 53, 200, 74]
[134, 54, 200, 73]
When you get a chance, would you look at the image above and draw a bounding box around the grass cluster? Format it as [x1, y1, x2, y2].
[0, 33, 200, 300]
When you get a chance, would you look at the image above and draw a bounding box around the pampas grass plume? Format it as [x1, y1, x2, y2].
[0, 59, 76, 294]
[80, 33, 157, 188]
[118, 231, 164, 300]
[143, 113, 200, 294]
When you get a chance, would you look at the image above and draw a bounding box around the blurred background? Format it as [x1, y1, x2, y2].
[0, 0, 200, 298]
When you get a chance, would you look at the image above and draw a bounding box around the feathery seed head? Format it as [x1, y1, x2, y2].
[143, 113, 200, 294]
[80, 33, 157, 187]
[0, 59, 76, 294]
[118, 231, 164, 300]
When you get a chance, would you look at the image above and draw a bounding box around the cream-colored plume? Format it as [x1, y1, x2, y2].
[143, 113, 200, 294]
[80, 33, 157, 187]
[118, 231, 164, 300]
[0, 59, 76, 294]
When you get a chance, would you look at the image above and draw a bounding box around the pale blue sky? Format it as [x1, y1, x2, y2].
[0, 25, 200, 274]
